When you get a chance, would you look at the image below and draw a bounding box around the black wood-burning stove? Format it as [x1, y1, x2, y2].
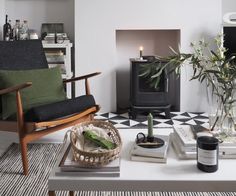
[129, 56, 180, 119]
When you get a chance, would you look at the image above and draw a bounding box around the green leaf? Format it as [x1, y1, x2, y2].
[222, 56, 235, 67]
[200, 75, 206, 83]
[210, 50, 220, 61]
[83, 130, 116, 150]
[154, 76, 161, 89]
[169, 46, 179, 55]
[151, 67, 164, 78]
[139, 69, 151, 77]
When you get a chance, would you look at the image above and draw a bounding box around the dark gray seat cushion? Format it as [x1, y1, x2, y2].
[24, 95, 96, 122]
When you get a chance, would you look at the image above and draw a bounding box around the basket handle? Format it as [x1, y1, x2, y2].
[59, 129, 76, 154]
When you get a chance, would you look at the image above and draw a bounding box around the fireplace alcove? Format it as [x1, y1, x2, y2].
[116, 29, 180, 118]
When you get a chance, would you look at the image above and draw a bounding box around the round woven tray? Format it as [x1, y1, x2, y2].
[70, 120, 122, 167]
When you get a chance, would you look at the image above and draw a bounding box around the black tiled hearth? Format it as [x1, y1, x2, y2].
[95, 112, 209, 129]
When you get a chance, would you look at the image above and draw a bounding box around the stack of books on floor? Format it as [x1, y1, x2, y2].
[130, 134, 170, 163]
[172, 125, 236, 159]
[56, 144, 120, 177]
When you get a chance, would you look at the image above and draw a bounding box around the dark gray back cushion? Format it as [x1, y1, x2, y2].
[0, 40, 48, 115]
[0, 40, 48, 70]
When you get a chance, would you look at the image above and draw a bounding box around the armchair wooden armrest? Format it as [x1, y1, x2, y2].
[63, 72, 101, 95]
[0, 82, 32, 95]
[63, 72, 101, 83]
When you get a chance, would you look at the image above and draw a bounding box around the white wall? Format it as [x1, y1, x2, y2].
[75, 0, 222, 113]
[222, 0, 236, 15]
[5, 0, 74, 41]
[0, 0, 5, 39]
[116, 30, 180, 65]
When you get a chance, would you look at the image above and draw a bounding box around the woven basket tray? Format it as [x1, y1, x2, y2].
[70, 121, 122, 167]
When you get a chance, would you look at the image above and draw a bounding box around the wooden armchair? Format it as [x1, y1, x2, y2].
[0, 40, 100, 175]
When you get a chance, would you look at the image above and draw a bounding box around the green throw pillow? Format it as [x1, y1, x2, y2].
[0, 67, 66, 120]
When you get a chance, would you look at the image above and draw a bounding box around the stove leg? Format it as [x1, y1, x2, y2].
[129, 109, 137, 119]
[164, 107, 171, 119]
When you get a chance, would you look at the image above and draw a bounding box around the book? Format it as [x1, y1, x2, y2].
[173, 125, 236, 147]
[171, 133, 236, 159]
[171, 136, 196, 159]
[45, 50, 64, 56]
[173, 131, 236, 153]
[173, 125, 211, 147]
[45, 33, 68, 38]
[43, 33, 69, 43]
[130, 154, 167, 163]
[130, 134, 170, 158]
[46, 55, 65, 63]
[130, 134, 170, 163]
[59, 144, 120, 173]
[172, 132, 196, 152]
[42, 39, 71, 44]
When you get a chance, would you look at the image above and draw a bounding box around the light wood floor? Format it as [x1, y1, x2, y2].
[0, 128, 69, 156]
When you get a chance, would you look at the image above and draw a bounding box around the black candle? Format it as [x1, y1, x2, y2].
[197, 136, 219, 173]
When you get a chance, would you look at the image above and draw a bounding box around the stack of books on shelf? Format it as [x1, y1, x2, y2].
[130, 134, 170, 163]
[45, 50, 66, 76]
[42, 33, 70, 44]
[56, 144, 120, 177]
[172, 125, 236, 159]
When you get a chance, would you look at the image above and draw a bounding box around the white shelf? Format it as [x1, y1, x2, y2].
[42, 42, 73, 48]
[42, 42, 73, 98]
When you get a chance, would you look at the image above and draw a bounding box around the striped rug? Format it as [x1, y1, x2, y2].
[0, 143, 235, 196]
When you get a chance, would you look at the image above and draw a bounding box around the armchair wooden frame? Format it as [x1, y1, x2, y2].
[0, 72, 101, 175]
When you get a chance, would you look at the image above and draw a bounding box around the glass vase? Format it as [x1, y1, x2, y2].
[209, 100, 236, 137]
[220, 102, 236, 136]
[207, 87, 236, 137]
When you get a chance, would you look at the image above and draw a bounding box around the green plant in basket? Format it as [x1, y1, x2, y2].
[83, 130, 116, 150]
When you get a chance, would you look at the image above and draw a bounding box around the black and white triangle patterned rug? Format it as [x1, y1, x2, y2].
[95, 112, 209, 129]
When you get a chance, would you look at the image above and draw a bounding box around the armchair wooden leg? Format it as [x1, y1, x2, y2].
[48, 191, 56, 196]
[69, 191, 74, 196]
[90, 114, 94, 120]
[20, 139, 28, 175]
